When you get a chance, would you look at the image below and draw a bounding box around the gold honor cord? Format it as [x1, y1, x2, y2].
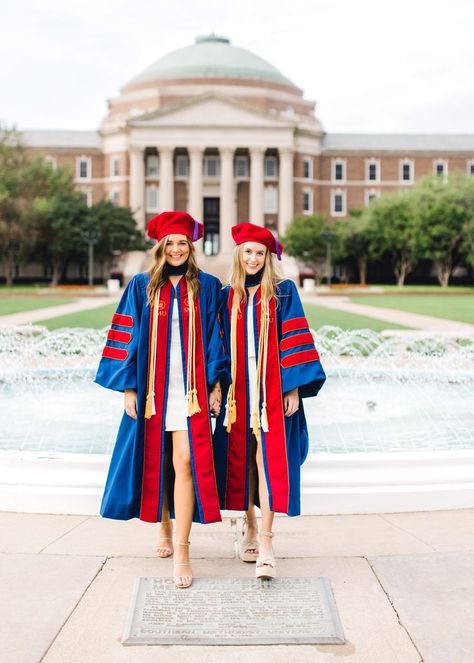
[187, 289, 201, 416]
[225, 298, 239, 432]
[145, 290, 160, 419]
[226, 296, 270, 442]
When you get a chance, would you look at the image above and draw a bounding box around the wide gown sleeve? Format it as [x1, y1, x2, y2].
[204, 276, 231, 389]
[278, 279, 326, 398]
[94, 276, 143, 392]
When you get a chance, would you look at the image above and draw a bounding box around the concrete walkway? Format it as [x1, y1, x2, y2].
[0, 297, 120, 327]
[302, 295, 474, 332]
[1, 509, 473, 662]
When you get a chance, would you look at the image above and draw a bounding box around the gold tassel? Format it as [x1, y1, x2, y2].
[187, 289, 201, 417]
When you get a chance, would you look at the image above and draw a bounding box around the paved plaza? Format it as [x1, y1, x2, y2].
[1, 509, 473, 662]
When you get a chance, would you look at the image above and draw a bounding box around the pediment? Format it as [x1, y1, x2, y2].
[128, 93, 295, 129]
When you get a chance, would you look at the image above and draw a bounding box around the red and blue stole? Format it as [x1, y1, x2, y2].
[140, 279, 221, 523]
[224, 288, 290, 513]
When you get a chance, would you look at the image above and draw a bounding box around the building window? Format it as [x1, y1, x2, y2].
[365, 189, 380, 206]
[146, 186, 159, 212]
[109, 189, 120, 207]
[468, 160, 474, 175]
[79, 189, 92, 207]
[264, 156, 278, 179]
[400, 159, 414, 183]
[366, 159, 380, 183]
[146, 155, 159, 177]
[204, 157, 220, 178]
[332, 159, 346, 182]
[235, 156, 249, 178]
[110, 156, 120, 178]
[331, 190, 346, 217]
[434, 160, 448, 181]
[77, 156, 91, 180]
[175, 155, 188, 177]
[44, 155, 57, 169]
[303, 189, 313, 215]
[303, 157, 313, 180]
[264, 186, 278, 213]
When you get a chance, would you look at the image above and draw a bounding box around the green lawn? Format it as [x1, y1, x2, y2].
[304, 303, 410, 331]
[377, 285, 474, 294]
[37, 300, 409, 332]
[349, 295, 474, 325]
[36, 303, 118, 330]
[0, 297, 73, 316]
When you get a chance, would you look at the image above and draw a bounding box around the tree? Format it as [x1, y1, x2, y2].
[366, 192, 422, 286]
[336, 210, 374, 285]
[282, 214, 328, 285]
[0, 126, 31, 286]
[33, 188, 89, 285]
[85, 200, 148, 279]
[415, 174, 474, 287]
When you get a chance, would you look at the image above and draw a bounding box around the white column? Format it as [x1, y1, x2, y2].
[278, 148, 294, 235]
[129, 147, 145, 228]
[159, 147, 174, 211]
[219, 147, 236, 253]
[188, 147, 203, 221]
[249, 147, 265, 225]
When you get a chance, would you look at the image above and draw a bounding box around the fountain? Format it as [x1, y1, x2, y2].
[1, 325, 473, 514]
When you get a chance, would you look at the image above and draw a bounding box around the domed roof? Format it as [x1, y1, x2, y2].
[127, 34, 294, 87]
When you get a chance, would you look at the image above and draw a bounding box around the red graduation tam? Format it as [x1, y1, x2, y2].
[231, 222, 283, 260]
[147, 211, 204, 242]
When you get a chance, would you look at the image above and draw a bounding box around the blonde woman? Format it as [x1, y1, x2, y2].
[213, 223, 326, 579]
[95, 211, 227, 589]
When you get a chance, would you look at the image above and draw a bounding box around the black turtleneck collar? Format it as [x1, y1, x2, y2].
[164, 259, 188, 276]
[245, 267, 264, 288]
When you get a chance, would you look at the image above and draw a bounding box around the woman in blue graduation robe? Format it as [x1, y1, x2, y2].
[95, 211, 227, 588]
[213, 223, 326, 579]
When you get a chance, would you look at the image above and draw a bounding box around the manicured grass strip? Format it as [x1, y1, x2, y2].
[0, 297, 73, 316]
[36, 303, 118, 330]
[349, 295, 474, 325]
[303, 303, 411, 331]
[377, 285, 474, 293]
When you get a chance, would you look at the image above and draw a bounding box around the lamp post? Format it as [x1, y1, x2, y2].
[81, 230, 99, 287]
[321, 230, 336, 287]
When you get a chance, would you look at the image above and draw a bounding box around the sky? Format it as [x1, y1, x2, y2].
[1, 0, 473, 134]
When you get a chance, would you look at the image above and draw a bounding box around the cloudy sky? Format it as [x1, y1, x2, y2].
[1, 0, 473, 134]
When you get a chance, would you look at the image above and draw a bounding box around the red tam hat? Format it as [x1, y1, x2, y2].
[147, 211, 204, 242]
[231, 222, 283, 260]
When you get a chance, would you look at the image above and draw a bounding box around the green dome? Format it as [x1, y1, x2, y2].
[127, 34, 294, 87]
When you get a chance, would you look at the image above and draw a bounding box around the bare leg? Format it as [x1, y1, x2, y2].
[155, 489, 173, 557]
[172, 430, 195, 588]
[255, 437, 275, 575]
[242, 436, 258, 556]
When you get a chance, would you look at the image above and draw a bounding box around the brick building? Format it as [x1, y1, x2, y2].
[23, 34, 474, 280]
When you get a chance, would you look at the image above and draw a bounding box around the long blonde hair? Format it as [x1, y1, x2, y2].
[226, 244, 282, 441]
[146, 235, 200, 306]
[229, 245, 281, 308]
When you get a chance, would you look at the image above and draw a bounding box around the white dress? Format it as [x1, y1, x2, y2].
[247, 295, 258, 423]
[165, 292, 189, 431]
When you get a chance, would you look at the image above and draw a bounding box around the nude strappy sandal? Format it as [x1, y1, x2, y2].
[154, 521, 174, 558]
[239, 515, 259, 562]
[173, 541, 193, 589]
[256, 531, 276, 579]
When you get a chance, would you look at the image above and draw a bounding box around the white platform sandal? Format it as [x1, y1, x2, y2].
[239, 515, 259, 562]
[256, 531, 276, 579]
[173, 541, 193, 589]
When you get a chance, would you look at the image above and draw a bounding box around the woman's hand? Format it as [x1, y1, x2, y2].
[209, 382, 222, 418]
[283, 388, 299, 417]
[124, 389, 138, 419]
